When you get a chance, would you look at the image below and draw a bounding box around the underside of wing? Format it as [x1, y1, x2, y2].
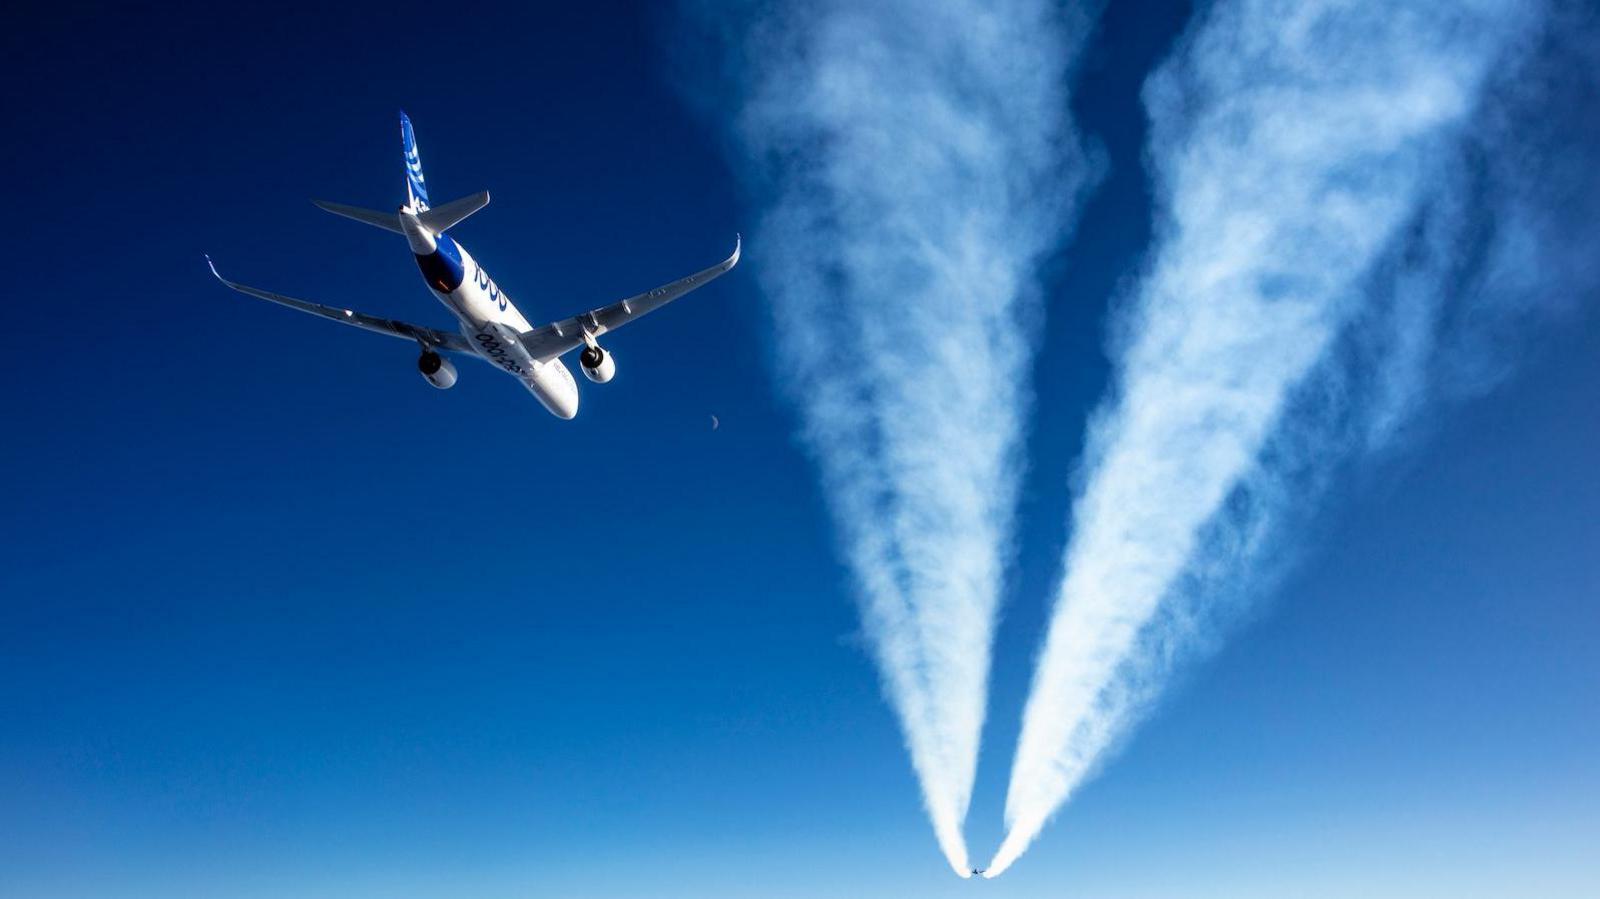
[206, 256, 472, 354]
[518, 236, 741, 362]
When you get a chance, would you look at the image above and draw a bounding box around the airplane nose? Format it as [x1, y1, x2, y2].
[539, 380, 579, 419]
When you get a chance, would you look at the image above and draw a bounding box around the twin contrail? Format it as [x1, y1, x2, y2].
[989, 0, 1594, 876]
[686, 0, 1595, 877]
[693, 0, 1102, 874]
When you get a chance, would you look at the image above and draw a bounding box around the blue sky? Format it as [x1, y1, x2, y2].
[2, 1, 1597, 897]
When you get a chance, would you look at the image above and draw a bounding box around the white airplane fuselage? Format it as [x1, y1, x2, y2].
[208, 112, 738, 419]
[403, 212, 580, 418]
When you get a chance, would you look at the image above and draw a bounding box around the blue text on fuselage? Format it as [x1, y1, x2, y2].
[473, 329, 525, 376]
[475, 262, 507, 311]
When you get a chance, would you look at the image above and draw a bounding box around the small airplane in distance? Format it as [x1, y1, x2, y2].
[208, 111, 740, 419]
[971, 869, 987, 877]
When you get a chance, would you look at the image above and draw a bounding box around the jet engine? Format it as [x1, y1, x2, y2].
[417, 350, 458, 389]
[579, 345, 616, 383]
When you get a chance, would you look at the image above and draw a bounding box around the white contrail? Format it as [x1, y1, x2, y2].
[691, 0, 1100, 875]
[990, 0, 1595, 876]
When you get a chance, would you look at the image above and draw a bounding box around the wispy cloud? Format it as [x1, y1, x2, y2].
[681, 0, 1101, 874]
[990, 0, 1598, 876]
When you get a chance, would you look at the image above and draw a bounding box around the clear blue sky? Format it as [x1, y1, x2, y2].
[1, 2, 1595, 897]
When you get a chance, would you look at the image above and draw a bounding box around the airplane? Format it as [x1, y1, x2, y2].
[971, 869, 987, 877]
[207, 111, 740, 419]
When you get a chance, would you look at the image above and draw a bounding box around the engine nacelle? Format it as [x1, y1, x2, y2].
[580, 345, 616, 383]
[417, 351, 458, 389]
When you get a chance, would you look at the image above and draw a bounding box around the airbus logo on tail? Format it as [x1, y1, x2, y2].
[401, 111, 430, 209]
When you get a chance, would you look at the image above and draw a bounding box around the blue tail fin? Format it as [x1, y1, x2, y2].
[400, 110, 430, 212]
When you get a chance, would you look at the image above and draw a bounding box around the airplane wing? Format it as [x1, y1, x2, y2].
[206, 256, 473, 353]
[517, 236, 741, 362]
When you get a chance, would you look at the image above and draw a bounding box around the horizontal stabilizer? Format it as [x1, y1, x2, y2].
[312, 200, 404, 234]
[418, 191, 490, 233]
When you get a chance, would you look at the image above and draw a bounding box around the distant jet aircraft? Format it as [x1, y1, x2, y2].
[208, 111, 739, 419]
[971, 869, 987, 877]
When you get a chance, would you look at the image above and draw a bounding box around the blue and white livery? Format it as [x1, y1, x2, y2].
[208, 111, 740, 419]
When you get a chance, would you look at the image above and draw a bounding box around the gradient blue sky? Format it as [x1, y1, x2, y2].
[1, 2, 1596, 897]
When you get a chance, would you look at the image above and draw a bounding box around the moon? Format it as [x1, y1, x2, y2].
[710, 414, 720, 431]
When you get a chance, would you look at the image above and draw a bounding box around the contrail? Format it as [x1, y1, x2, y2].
[680, 0, 1101, 874]
[989, 0, 1598, 876]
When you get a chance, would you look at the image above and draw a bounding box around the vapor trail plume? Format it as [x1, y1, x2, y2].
[688, 0, 1100, 874]
[991, 0, 1597, 875]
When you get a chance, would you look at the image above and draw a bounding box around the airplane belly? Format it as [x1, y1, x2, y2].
[467, 321, 579, 419]
[424, 241, 577, 419]
[525, 360, 579, 420]
[450, 281, 500, 325]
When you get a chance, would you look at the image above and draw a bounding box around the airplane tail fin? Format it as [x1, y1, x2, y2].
[309, 113, 489, 236]
[400, 110, 430, 212]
